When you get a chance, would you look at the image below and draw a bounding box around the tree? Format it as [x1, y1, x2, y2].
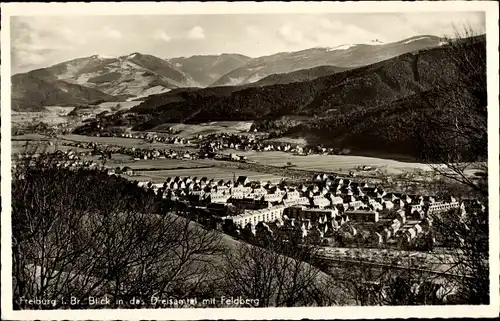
[420, 27, 487, 196]
[220, 239, 341, 307]
[12, 153, 225, 309]
[430, 207, 489, 304]
[417, 26, 489, 305]
[329, 253, 452, 306]
[111, 103, 122, 112]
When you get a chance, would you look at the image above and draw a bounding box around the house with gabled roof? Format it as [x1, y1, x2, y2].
[329, 196, 344, 206]
[311, 196, 330, 209]
[237, 176, 251, 186]
[343, 195, 356, 203]
[169, 181, 179, 190]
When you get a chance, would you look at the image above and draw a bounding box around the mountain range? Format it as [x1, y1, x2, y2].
[128, 40, 462, 125]
[210, 35, 445, 87]
[12, 35, 446, 111]
[93, 35, 483, 161]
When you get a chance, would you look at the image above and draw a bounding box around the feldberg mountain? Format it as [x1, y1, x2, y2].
[210, 35, 445, 87]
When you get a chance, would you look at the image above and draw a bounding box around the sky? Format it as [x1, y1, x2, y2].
[10, 12, 485, 74]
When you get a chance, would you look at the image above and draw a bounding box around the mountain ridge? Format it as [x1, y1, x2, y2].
[209, 35, 445, 87]
[11, 34, 447, 112]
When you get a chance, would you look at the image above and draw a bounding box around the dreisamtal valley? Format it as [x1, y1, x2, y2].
[10, 16, 489, 309]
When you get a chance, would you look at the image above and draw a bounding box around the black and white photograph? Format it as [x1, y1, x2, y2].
[1, 2, 499, 320]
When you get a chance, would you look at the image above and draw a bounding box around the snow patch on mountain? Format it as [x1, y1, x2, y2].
[327, 44, 357, 51]
[95, 54, 115, 59]
[402, 36, 430, 44]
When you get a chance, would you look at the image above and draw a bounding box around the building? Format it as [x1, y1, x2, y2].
[264, 193, 285, 203]
[302, 208, 337, 220]
[311, 196, 330, 209]
[284, 207, 336, 221]
[228, 197, 270, 210]
[345, 209, 379, 223]
[231, 205, 286, 227]
[348, 200, 365, 210]
[407, 204, 424, 219]
[329, 196, 344, 206]
[207, 203, 228, 216]
[236, 176, 251, 186]
[207, 193, 231, 204]
[427, 201, 460, 215]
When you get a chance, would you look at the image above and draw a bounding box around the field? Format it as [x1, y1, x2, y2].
[11, 134, 51, 141]
[265, 137, 308, 146]
[225, 150, 433, 175]
[106, 158, 219, 169]
[11, 107, 74, 126]
[11, 134, 88, 154]
[11, 141, 91, 155]
[12, 102, 141, 129]
[60, 134, 196, 150]
[131, 167, 283, 184]
[152, 121, 254, 138]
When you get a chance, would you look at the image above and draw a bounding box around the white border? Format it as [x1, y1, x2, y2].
[1, 2, 499, 320]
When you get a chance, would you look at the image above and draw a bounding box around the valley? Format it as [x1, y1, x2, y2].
[9, 23, 489, 310]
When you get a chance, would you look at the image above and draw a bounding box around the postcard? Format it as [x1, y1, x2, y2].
[1, 1, 499, 320]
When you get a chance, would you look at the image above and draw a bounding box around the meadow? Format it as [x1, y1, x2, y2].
[107, 158, 218, 170]
[132, 167, 283, 183]
[152, 121, 254, 138]
[11, 107, 74, 126]
[225, 150, 433, 175]
[60, 134, 196, 151]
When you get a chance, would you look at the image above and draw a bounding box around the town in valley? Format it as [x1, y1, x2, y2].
[6, 7, 492, 311]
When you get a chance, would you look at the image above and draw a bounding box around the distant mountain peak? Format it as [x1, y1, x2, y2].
[92, 54, 116, 60]
[126, 52, 140, 59]
[370, 39, 385, 45]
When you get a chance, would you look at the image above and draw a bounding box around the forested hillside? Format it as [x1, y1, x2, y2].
[250, 65, 348, 87]
[131, 41, 468, 125]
